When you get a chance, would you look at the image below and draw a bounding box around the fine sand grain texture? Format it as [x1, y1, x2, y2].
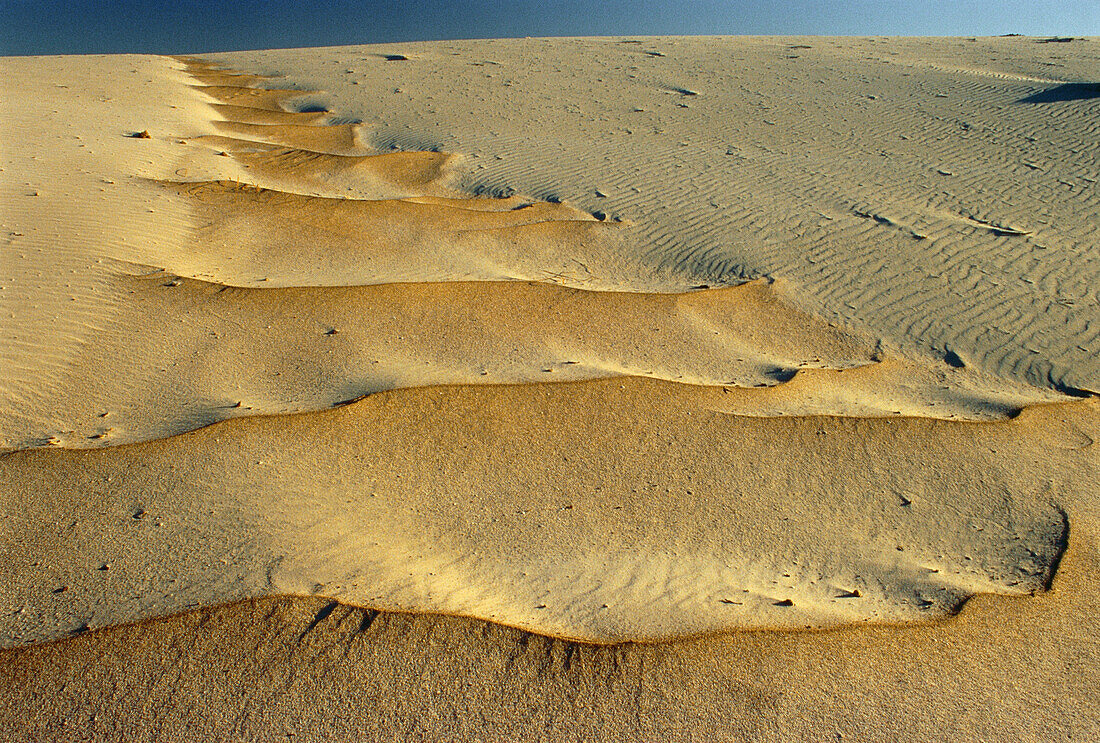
[1, 37, 1098, 741]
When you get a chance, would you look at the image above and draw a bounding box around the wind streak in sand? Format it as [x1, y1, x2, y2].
[0, 378, 1074, 647]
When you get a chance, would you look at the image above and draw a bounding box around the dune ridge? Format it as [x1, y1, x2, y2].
[3, 529, 1098, 743]
[0, 56, 1074, 451]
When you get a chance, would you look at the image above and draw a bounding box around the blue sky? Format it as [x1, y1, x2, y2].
[1, 0, 1097, 55]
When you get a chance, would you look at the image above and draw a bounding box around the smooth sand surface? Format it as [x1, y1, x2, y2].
[1, 37, 1098, 740]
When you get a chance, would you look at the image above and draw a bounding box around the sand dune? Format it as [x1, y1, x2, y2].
[216, 143, 461, 199]
[3, 273, 891, 449]
[0, 377, 1083, 647]
[2, 55, 1064, 450]
[207, 102, 333, 126]
[210, 120, 371, 155]
[163, 179, 617, 287]
[196, 84, 320, 111]
[1, 38, 1098, 740]
[3, 263, 1064, 450]
[3, 525, 1099, 741]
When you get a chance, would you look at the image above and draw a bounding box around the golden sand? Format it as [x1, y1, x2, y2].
[0, 40, 1097, 739]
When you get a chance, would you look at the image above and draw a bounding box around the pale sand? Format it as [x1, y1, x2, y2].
[0, 37, 1098, 739]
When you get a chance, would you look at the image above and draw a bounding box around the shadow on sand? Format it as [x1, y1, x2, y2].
[1018, 83, 1100, 103]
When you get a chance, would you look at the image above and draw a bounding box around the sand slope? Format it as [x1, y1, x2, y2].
[5, 274, 889, 449]
[2, 535, 1099, 742]
[1, 38, 1098, 741]
[0, 55, 1069, 450]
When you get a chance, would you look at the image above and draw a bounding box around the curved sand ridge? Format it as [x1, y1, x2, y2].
[0, 51, 1092, 654]
[2, 268, 1061, 450]
[3, 274, 885, 449]
[0, 378, 1079, 646]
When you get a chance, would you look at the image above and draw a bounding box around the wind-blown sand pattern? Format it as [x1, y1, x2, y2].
[1, 37, 1098, 740]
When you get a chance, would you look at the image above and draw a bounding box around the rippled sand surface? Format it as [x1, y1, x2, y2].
[1, 38, 1097, 740]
